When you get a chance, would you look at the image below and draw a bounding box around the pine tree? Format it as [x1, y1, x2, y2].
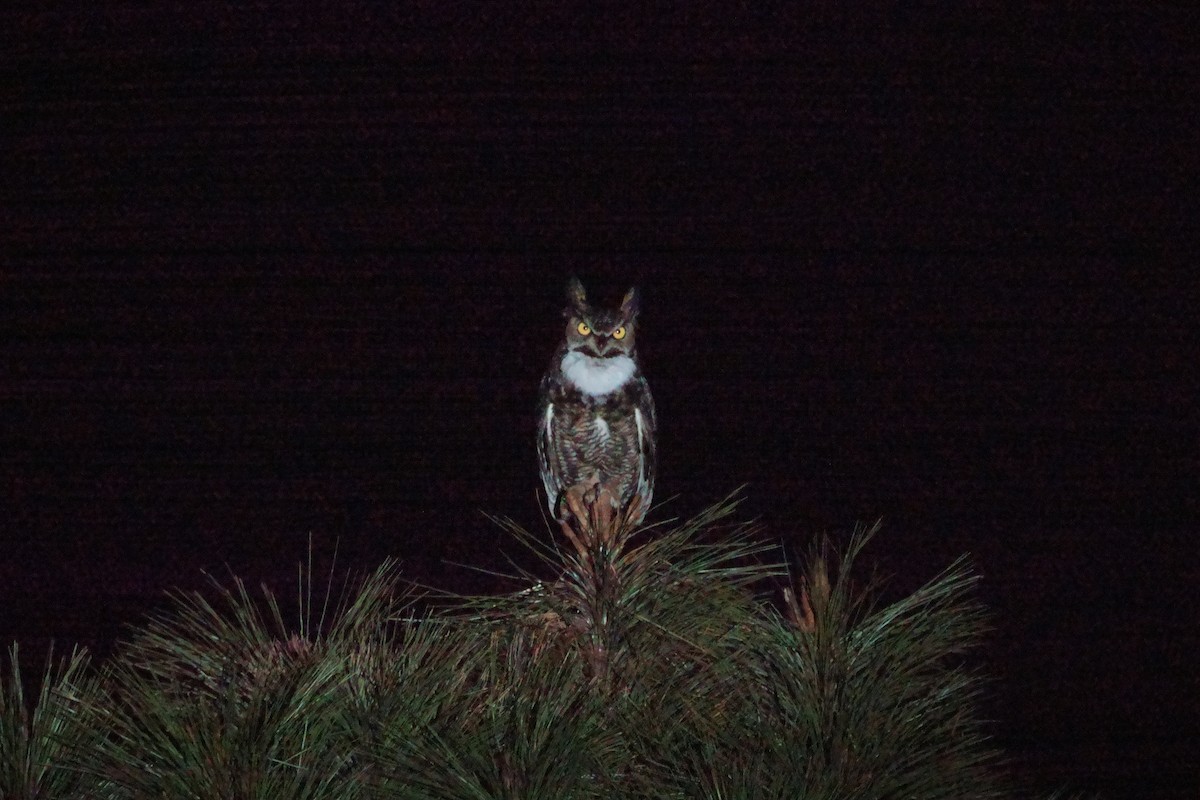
[1, 492, 1069, 799]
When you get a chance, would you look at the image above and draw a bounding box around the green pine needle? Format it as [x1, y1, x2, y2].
[2, 492, 1065, 799]
[0, 643, 99, 800]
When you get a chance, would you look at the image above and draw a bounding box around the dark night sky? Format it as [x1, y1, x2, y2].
[2, 5, 1196, 798]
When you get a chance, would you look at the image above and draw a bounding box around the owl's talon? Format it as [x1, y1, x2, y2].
[558, 516, 587, 561]
[561, 484, 592, 527]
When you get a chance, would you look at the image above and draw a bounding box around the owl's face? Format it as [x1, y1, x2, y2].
[563, 277, 639, 359]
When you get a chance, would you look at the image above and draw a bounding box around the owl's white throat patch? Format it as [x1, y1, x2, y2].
[561, 351, 636, 397]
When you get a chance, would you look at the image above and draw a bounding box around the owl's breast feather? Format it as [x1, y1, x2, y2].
[560, 351, 637, 397]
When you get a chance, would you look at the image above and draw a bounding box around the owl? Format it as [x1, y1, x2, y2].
[537, 277, 657, 525]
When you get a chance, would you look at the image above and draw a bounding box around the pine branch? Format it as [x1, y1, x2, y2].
[3, 491, 1066, 799]
[0, 643, 99, 800]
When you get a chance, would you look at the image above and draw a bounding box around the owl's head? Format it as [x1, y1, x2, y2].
[562, 276, 640, 359]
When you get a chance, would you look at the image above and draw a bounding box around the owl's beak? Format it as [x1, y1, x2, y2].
[591, 336, 609, 355]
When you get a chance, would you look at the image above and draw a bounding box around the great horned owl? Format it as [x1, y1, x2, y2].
[537, 277, 657, 524]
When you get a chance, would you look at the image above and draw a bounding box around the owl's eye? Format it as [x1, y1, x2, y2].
[576, 321, 591, 336]
[612, 326, 627, 340]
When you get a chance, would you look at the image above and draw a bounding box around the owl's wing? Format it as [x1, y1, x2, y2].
[633, 376, 657, 513]
[536, 395, 564, 515]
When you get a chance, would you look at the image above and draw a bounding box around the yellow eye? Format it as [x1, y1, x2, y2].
[576, 321, 591, 336]
[612, 326, 627, 340]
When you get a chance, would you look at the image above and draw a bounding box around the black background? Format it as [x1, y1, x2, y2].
[2, 5, 1196, 798]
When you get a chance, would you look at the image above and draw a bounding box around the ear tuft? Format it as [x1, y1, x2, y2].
[620, 286, 640, 318]
[566, 276, 588, 313]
